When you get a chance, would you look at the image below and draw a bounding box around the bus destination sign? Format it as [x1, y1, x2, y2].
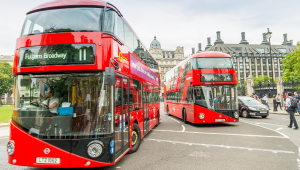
[19, 44, 95, 67]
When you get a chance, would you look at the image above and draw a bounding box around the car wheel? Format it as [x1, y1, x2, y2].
[261, 116, 267, 118]
[242, 110, 249, 118]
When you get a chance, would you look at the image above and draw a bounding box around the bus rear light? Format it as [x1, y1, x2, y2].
[199, 113, 205, 120]
[7, 141, 15, 156]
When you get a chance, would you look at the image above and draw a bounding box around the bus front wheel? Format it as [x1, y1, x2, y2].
[167, 106, 170, 116]
[183, 109, 187, 124]
[129, 123, 141, 154]
[155, 111, 160, 127]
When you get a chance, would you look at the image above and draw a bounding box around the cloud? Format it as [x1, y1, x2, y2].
[1, 0, 300, 56]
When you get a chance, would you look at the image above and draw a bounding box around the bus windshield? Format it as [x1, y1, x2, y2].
[192, 57, 233, 69]
[194, 85, 237, 110]
[21, 8, 103, 36]
[12, 73, 113, 139]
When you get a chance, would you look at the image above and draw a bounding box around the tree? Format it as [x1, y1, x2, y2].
[282, 43, 300, 82]
[0, 62, 13, 104]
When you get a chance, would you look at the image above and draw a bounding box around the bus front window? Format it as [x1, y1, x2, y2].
[12, 73, 113, 139]
[192, 58, 233, 69]
[21, 8, 103, 36]
[194, 85, 237, 111]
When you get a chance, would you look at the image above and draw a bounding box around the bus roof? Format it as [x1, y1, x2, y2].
[27, 0, 118, 15]
[166, 51, 231, 75]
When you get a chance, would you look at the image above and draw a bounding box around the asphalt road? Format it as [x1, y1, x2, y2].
[1, 103, 300, 170]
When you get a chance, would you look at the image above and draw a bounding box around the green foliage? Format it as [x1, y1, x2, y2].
[0, 62, 13, 97]
[282, 43, 300, 82]
[0, 106, 13, 123]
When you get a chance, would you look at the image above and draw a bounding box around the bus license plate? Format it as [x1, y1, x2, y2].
[215, 119, 225, 122]
[36, 157, 60, 164]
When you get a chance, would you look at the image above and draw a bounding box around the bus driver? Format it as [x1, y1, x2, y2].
[42, 92, 59, 114]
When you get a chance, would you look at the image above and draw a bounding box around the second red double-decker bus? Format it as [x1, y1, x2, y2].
[8, 0, 160, 168]
[164, 52, 239, 124]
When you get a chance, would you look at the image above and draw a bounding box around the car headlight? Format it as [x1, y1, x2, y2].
[199, 113, 205, 120]
[233, 112, 239, 119]
[7, 142, 15, 155]
[87, 141, 103, 158]
[248, 107, 257, 111]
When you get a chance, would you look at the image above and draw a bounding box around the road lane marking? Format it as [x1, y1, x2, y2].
[169, 117, 180, 123]
[0, 137, 8, 140]
[181, 125, 185, 132]
[152, 129, 286, 139]
[146, 138, 295, 154]
[276, 128, 283, 131]
[241, 120, 289, 138]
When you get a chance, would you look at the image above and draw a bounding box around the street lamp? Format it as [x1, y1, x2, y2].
[266, 28, 275, 110]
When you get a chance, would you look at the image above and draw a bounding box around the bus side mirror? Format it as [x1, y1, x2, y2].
[104, 67, 116, 85]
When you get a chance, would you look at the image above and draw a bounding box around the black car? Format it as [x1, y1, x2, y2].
[238, 96, 269, 118]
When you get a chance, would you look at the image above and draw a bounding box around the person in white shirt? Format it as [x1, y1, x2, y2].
[42, 92, 59, 114]
[262, 94, 270, 110]
[285, 92, 299, 129]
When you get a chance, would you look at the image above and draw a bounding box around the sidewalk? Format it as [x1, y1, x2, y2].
[269, 109, 300, 116]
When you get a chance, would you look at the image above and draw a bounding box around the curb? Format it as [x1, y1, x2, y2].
[0, 124, 10, 128]
[269, 112, 300, 116]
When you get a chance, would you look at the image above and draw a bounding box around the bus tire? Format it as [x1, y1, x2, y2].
[128, 123, 141, 154]
[167, 106, 170, 116]
[183, 109, 187, 124]
[155, 111, 160, 127]
[242, 110, 249, 118]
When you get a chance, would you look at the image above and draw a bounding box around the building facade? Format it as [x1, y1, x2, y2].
[149, 36, 186, 95]
[202, 31, 298, 83]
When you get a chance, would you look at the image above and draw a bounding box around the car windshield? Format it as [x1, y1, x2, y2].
[193, 85, 237, 110]
[21, 8, 103, 36]
[192, 57, 233, 69]
[12, 73, 113, 139]
[240, 97, 262, 105]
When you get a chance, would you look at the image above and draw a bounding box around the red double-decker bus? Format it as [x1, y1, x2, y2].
[164, 52, 239, 124]
[8, 0, 160, 168]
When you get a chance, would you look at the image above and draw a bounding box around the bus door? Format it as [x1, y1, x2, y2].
[143, 83, 149, 136]
[114, 75, 130, 160]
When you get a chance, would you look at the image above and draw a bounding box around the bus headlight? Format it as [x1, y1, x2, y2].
[233, 112, 239, 119]
[87, 141, 103, 158]
[7, 142, 15, 155]
[199, 113, 205, 120]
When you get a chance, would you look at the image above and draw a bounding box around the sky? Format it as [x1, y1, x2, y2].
[1, 0, 300, 55]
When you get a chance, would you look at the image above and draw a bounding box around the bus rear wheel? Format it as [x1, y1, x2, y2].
[128, 123, 141, 154]
[183, 109, 187, 124]
[155, 111, 160, 127]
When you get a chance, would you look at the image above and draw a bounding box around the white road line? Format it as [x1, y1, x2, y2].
[241, 120, 289, 138]
[251, 121, 286, 127]
[0, 137, 8, 140]
[276, 128, 283, 131]
[146, 138, 295, 154]
[169, 117, 180, 123]
[181, 125, 185, 132]
[152, 129, 286, 139]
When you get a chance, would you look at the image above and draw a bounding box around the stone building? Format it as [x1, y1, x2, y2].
[149, 36, 186, 95]
[202, 31, 298, 83]
[0, 55, 14, 104]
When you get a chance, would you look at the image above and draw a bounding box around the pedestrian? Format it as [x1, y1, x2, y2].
[276, 94, 282, 110]
[262, 94, 270, 110]
[293, 92, 300, 113]
[257, 97, 262, 103]
[284, 93, 287, 101]
[254, 94, 258, 100]
[285, 92, 299, 130]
